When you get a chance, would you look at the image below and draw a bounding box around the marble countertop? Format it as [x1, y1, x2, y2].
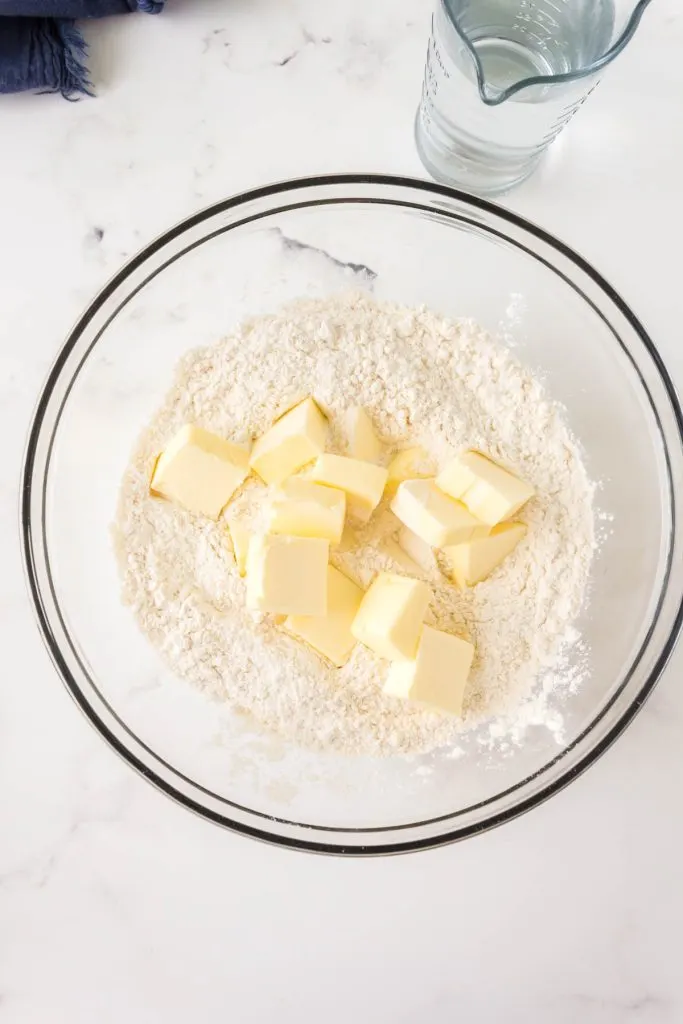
[2, 1, 682, 1020]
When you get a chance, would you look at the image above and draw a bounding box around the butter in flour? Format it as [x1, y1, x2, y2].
[113, 292, 595, 757]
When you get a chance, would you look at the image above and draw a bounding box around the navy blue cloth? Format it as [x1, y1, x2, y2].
[0, 0, 164, 97]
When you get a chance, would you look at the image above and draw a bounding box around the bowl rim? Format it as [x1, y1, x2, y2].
[20, 172, 683, 855]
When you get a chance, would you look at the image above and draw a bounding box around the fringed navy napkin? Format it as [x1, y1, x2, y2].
[0, 0, 164, 97]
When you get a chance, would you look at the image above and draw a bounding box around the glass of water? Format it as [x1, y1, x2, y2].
[415, 0, 653, 195]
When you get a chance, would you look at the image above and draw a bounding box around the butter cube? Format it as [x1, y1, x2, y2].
[397, 526, 438, 575]
[346, 407, 382, 463]
[150, 424, 250, 519]
[380, 527, 438, 578]
[337, 521, 359, 553]
[380, 537, 423, 576]
[310, 454, 388, 523]
[269, 479, 346, 544]
[437, 451, 534, 526]
[391, 479, 488, 548]
[385, 446, 434, 494]
[384, 626, 474, 716]
[351, 572, 430, 661]
[284, 566, 363, 667]
[246, 534, 329, 616]
[227, 520, 251, 576]
[444, 522, 526, 588]
[250, 398, 327, 486]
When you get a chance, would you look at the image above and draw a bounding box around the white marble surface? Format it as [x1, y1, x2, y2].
[2, 0, 683, 1020]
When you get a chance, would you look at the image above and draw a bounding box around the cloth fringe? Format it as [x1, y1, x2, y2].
[0, 1, 164, 96]
[53, 19, 92, 98]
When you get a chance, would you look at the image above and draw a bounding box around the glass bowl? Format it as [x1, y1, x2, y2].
[21, 175, 683, 854]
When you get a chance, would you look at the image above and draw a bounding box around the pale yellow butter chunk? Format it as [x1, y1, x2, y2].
[390, 478, 488, 547]
[385, 446, 434, 494]
[337, 521, 359, 553]
[249, 398, 327, 486]
[284, 566, 363, 667]
[436, 450, 534, 526]
[150, 424, 250, 520]
[444, 522, 527, 589]
[381, 527, 437, 578]
[269, 479, 346, 544]
[227, 520, 251, 576]
[246, 534, 329, 616]
[351, 571, 430, 661]
[310, 454, 388, 523]
[384, 625, 474, 717]
[346, 407, 382, 463]
[397, 526, 438, 574]
[380, 537, 423, 576]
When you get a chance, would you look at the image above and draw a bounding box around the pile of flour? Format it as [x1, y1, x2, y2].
[113, 292, 595, 757]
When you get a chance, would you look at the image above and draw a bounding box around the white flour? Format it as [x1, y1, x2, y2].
[113, 293, 595, 756]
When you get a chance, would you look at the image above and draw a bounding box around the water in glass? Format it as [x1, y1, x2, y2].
[415, 0, 617, 194]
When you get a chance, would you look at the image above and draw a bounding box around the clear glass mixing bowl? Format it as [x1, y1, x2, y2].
[21, 175, 683, 854]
